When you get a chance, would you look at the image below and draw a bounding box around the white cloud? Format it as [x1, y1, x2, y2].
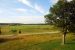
[0, 18, 12, 23]
[34, 4, 45, 14]
[49, 0, 72, 5]
[18, 0, 33, 8]
[48, 0, 58, 5]
[18, 0, 45, 14]
[51, 0, 58, 4]
[9, 16, 45, 24]
[0, 16, 45, 24]
[16, 8, 27, 13]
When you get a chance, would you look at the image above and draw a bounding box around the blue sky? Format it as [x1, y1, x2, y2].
[0, 0, 64, 24]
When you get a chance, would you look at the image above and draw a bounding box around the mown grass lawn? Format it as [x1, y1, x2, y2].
[0, 33, 75, 50]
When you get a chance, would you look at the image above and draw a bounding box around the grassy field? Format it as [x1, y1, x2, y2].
[1, 25, 59, 35]
[0, 25, 75, 50]
[0, 33, 75, 50]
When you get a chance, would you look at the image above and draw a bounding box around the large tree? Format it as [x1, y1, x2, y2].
[44, 0, 75, 45]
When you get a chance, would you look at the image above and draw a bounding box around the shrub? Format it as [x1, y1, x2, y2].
[11, 29, 17, 33]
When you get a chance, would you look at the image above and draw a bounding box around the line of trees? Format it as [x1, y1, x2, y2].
[44, 0, 75, 45]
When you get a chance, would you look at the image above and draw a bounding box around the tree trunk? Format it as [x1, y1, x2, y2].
[61, 23, 67, 45]
[61, 33, 66, 45]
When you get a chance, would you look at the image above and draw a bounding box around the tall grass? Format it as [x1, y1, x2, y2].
[0, 33, 75, 50]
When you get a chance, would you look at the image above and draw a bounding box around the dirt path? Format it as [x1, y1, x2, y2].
[0, 31, 60, 38]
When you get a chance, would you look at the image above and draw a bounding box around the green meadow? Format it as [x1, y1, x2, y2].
[0, 25, 75, 50]
[1, 25, 59, 35]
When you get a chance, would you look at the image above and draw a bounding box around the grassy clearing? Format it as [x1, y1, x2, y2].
[0, 33, 75, 50]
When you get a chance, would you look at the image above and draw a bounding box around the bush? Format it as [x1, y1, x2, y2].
[19, 30, 21, 34]
[11, 29, 17, 33]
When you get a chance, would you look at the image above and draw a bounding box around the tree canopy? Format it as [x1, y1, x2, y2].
[45, 0, 75, 33]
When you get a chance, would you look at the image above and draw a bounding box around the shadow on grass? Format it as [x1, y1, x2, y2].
[0, 37, 23, 43]
[0, 38, 9, 43]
